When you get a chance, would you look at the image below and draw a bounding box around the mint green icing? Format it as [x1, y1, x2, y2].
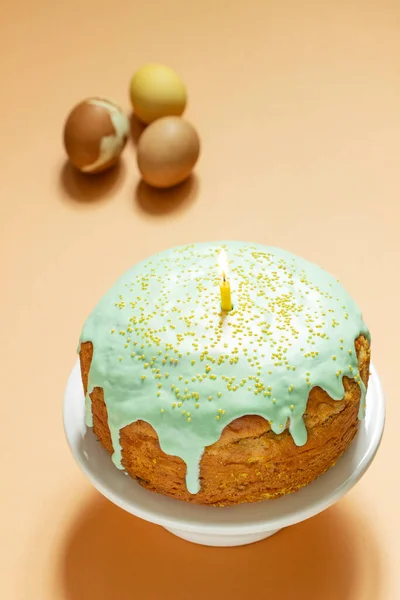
[80, 242, 370, 494]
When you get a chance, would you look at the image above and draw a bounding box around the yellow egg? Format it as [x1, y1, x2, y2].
[137, 116, 200, 188]
[130, 63, 187, 124]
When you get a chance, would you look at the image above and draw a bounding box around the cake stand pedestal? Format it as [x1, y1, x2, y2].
[164, 527, 281, 546]
[64, 360, 385, 548]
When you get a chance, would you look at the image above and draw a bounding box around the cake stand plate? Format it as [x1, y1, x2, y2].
[63, 360, 385, 547]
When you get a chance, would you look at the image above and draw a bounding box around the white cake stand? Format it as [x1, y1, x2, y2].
[63, 360, 385, 547]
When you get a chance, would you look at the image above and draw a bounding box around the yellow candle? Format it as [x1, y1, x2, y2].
[220, 279, 232, 311]
[219, 249, 233, 311]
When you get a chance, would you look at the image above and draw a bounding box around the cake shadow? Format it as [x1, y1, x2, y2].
[134, 174, 199, 216]
[59, 159, 125, 204]
[60, 494, 382, 600]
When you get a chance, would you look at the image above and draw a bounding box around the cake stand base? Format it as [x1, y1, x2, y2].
[64, 360, 385, 548]
[164, 526, 282, 546]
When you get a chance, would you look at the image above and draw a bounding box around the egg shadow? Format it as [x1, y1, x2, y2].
[134, 174, 199, 216]
[59, 159, 125, 204]
[130, 113, 146, 145]
[60, 494, 382, 600]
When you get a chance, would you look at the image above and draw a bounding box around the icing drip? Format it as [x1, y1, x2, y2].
[80, 242, 370, 494]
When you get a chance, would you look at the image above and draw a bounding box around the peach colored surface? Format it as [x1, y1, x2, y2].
[1, 1, 398, 598]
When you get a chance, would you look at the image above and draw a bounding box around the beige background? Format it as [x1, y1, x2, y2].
[1, 0, 399, 598]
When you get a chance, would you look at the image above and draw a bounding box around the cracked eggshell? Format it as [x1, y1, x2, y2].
[63, 98, 130, 173]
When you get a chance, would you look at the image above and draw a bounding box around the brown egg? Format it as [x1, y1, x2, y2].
[137, 116, 200, 188]
[63, 98, 130, 173]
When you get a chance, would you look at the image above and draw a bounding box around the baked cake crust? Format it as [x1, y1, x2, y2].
[80, 335, 370, 506]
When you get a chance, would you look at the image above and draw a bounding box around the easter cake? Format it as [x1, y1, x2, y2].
[79, 242, 370, 506]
